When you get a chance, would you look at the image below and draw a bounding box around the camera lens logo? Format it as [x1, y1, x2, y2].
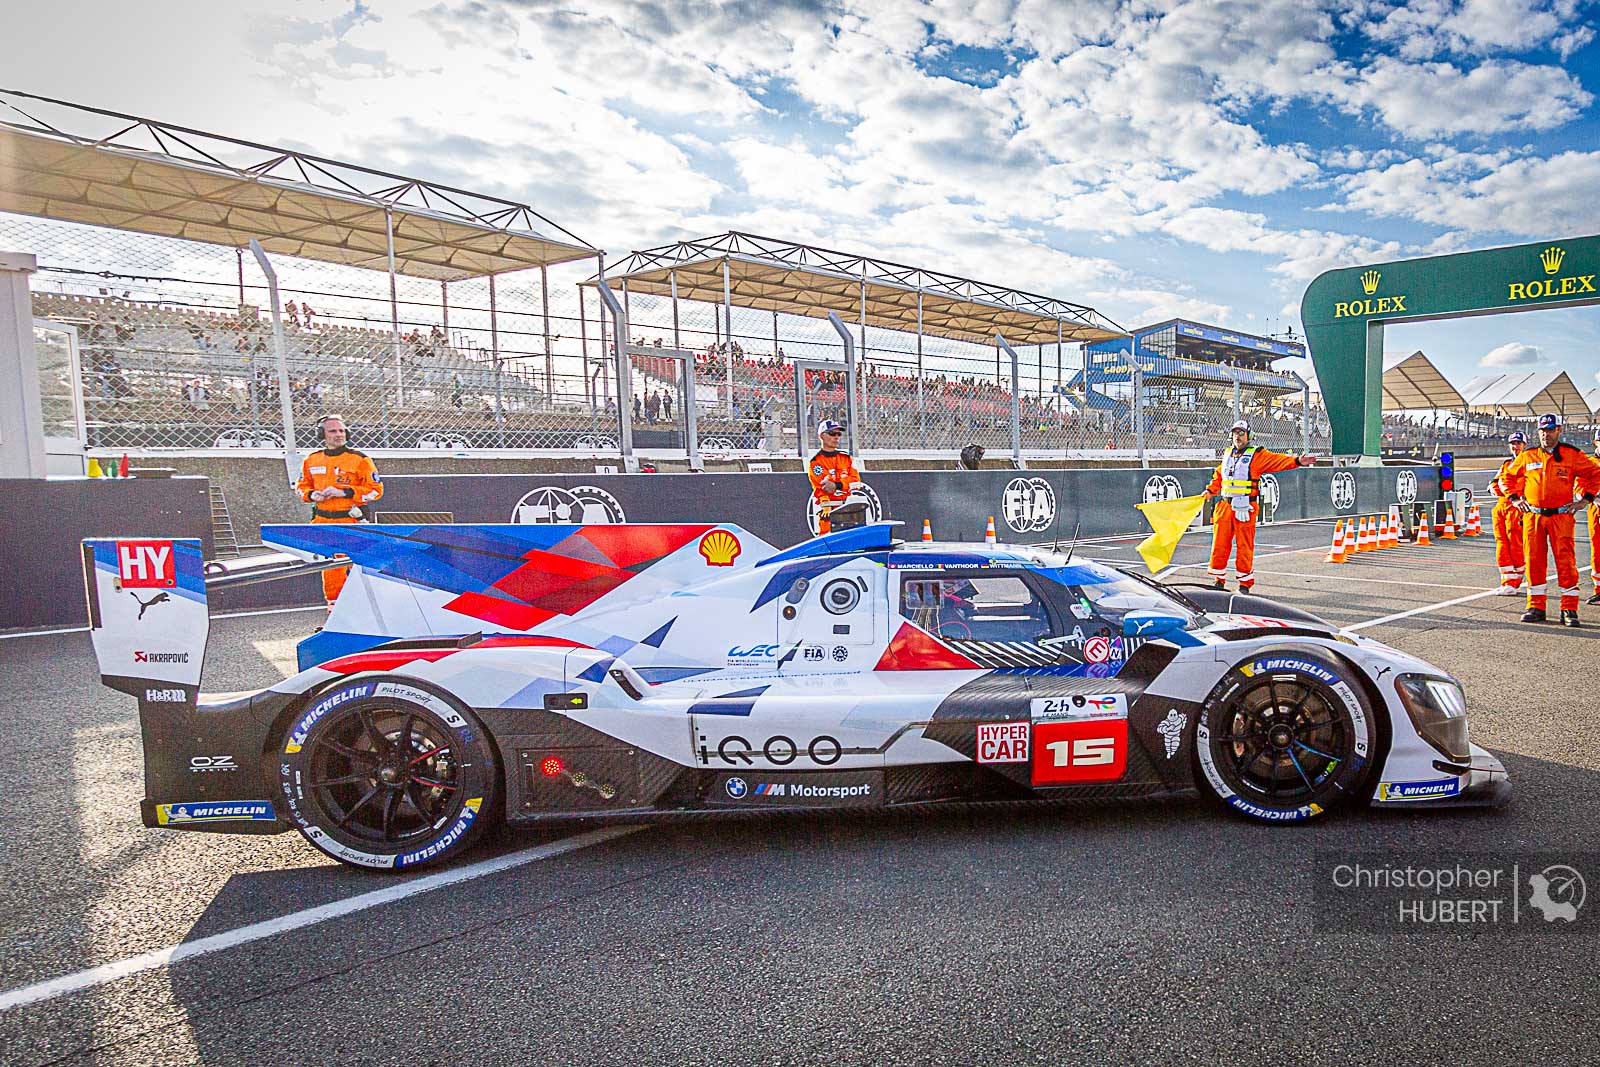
[512, 485, 626, 524]
[806, 482, 882, 535]
[1002, 477, 1056, 533]
[1528, 864, 1586, 922]
[1257, 474, 1280, 523]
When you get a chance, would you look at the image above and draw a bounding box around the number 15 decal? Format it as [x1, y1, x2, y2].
[1032, 720, 1127, 784]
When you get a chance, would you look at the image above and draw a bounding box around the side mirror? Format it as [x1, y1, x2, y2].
[1123, 611, 1188, 640]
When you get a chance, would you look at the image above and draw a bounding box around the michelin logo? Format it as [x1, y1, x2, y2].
[1251, 658, 1336, 684]
[1378, 778, 1462, 802]
[285, 682, 374, 754]
[156, 801, 276, 825]
[397, 798, 482, 867]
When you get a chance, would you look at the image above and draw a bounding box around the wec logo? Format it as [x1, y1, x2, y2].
[117, 540, 175, 589]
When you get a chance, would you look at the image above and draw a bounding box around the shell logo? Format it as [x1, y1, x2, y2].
[698, 529, 742, 567]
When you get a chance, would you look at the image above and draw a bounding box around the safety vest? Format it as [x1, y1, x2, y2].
[1220, 447, 1259, 503]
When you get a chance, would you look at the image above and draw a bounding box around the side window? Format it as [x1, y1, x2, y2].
[902, 573, 1052, 644]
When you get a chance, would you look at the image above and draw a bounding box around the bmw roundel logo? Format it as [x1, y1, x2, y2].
[725, 777, 748, 799]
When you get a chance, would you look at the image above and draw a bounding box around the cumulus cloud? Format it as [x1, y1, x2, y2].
[1480, 342, 1547, 368]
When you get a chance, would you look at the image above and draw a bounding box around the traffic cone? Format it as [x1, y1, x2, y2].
[985, 516, 997, 545]
[1375, 514, 1389, 550]
[1389, 505, 1403, 546]
[1325, 520, 1348, 563]
[1384, 512, 1398, 549]
[1416, 511, 1431, 546]
[922, 519, 933, 542]
[86, 457, 104, 478]
[1356, 516, 1373, 553]
[1441, 507, 1457, 539]
[1466, 505, 1482, 537]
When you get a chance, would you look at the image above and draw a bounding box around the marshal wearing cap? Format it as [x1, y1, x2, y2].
[1538, 412, 1562, 430]
[1508, 431, 1527, 444]
[1229, 419, 1249, 433]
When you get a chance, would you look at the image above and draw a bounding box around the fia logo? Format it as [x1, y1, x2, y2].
[117, 540, 175, 589]
[1396, 469, 1417, 507]
[1001, 477, 1056, 533]
[1330, 471, 1357, 511]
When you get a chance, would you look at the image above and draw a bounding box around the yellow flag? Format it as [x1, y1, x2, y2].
[1135, 494, 1208, 574]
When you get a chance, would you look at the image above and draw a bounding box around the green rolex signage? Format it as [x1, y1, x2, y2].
[1301, 234, 1600, 458]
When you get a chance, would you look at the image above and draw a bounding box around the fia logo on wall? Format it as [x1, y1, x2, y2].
[1257, 473, 1280, 525]
[511, 485, 627, 524]
[1396, 469, 1418, 507]
[807, 482, 883, 535]
[1002, 477, 1056, 533]
[1142, 475, 1184, 504]
[1330, 471, 1357, 511]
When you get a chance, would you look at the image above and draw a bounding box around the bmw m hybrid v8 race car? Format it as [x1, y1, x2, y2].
[83, 521, 1509, 870]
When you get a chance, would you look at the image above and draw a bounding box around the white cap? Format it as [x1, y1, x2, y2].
[1229, 420, 1249, 432]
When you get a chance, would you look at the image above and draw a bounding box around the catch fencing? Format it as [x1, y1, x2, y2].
[12, 211, 1327, 461]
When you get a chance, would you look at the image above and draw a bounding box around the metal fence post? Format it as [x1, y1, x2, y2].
[595, 277, 637, 471]
[247, 240, 298, 487]
[1132, 350, 1146, 468]
[826, 311, 859, 455]
[997, 333, 1022, 466]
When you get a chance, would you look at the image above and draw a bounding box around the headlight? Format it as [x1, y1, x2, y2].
[1394, 674, 1469, 761]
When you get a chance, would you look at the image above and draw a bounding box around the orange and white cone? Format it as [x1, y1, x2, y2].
[1441, 507, 1457, 539]
[922, 518, 933, 542]
[1326, 520, 1348, 563]
[1466, 505, 1482, 536]
[1356, 516, 1373, 553]
[1389, 505, 1403, 546]
[1416, 512, 1431, 546]
[985, 516, 997, 544]
[1376, 514, 1390, 550]
[1385, 512, 1399, 549]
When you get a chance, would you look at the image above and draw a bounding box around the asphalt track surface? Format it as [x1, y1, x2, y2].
[6, 479, 1600, 1066]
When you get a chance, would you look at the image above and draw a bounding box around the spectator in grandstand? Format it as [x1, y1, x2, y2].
[662, 391, 672, 422]
[430, 325, 445, 352]
[646, 390, 661, 423]
[960, 443, 986, 470]
[285, 300, 300, 328]
[633, 395, 642, 423]
[452, 374, 464, 408]
[301, 303, 316, 327]
[297, 414, 382, 606]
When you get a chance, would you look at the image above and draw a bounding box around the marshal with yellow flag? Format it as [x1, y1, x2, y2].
[1135, 494, 1209, 574]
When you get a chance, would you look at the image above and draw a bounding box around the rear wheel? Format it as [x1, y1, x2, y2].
[278, 679, 499, 869]
[1194, 651, 1375, 823]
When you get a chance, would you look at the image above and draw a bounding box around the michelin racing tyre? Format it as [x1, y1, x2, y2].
[278, 678, 499, 870]
[1194, 650, 1374, 824]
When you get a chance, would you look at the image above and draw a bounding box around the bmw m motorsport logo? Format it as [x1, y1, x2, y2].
[715, 772, 881, 807]
[156, 801, 276, 825]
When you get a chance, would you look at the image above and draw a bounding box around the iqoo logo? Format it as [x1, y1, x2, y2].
[1333, 269, 1409, 318]
[1508, 246, 1594, 303]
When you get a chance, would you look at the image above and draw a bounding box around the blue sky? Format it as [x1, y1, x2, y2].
[4, 0, 1600, 397]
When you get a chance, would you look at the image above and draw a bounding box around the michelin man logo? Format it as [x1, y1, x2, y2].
[512, 485, 627, 524]
[1396, 469, 1418, 507]
[1257, 474, 1280, 524]
[1528, 865, 1586, 922]
[1155, 709, 1187, 759]
[1330, 471, 1357, 511]
[1142, 475, 1184, 504]
[1002, 477, 1056, 533]
[807, 482, 882, 535]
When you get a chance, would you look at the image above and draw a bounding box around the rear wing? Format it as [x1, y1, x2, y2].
[82, 539, 210, 703]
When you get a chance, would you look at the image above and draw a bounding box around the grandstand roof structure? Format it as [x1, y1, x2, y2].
[0, 89, 595, 280]
[1461, 370, 1591, 419]
[587, 231, 1125, 346]
[1382, 351, 1464, 411]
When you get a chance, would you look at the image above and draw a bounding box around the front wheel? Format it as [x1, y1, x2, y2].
[278, 678, 499, 870]
[1194, 651, 1375, 823]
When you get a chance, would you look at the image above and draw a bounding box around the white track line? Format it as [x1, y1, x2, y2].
[0, 604, 325, 642]
[1349, 565, 1594, 631]
[0, 825, 640, 1014]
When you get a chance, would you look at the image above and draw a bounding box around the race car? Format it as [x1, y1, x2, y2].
[82, 521, 1509, 871]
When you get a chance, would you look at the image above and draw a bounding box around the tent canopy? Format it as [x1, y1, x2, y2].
[0, 89, 595, 280]
[1461, 370, 1592, 418]
[1382, 350, 1464, 410]
[588, 231, 1124, 347]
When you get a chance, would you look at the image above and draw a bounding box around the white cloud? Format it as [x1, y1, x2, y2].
[1480, 342, 1546, 367]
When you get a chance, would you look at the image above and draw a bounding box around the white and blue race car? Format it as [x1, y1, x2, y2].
[83, 521, 1508, 870]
